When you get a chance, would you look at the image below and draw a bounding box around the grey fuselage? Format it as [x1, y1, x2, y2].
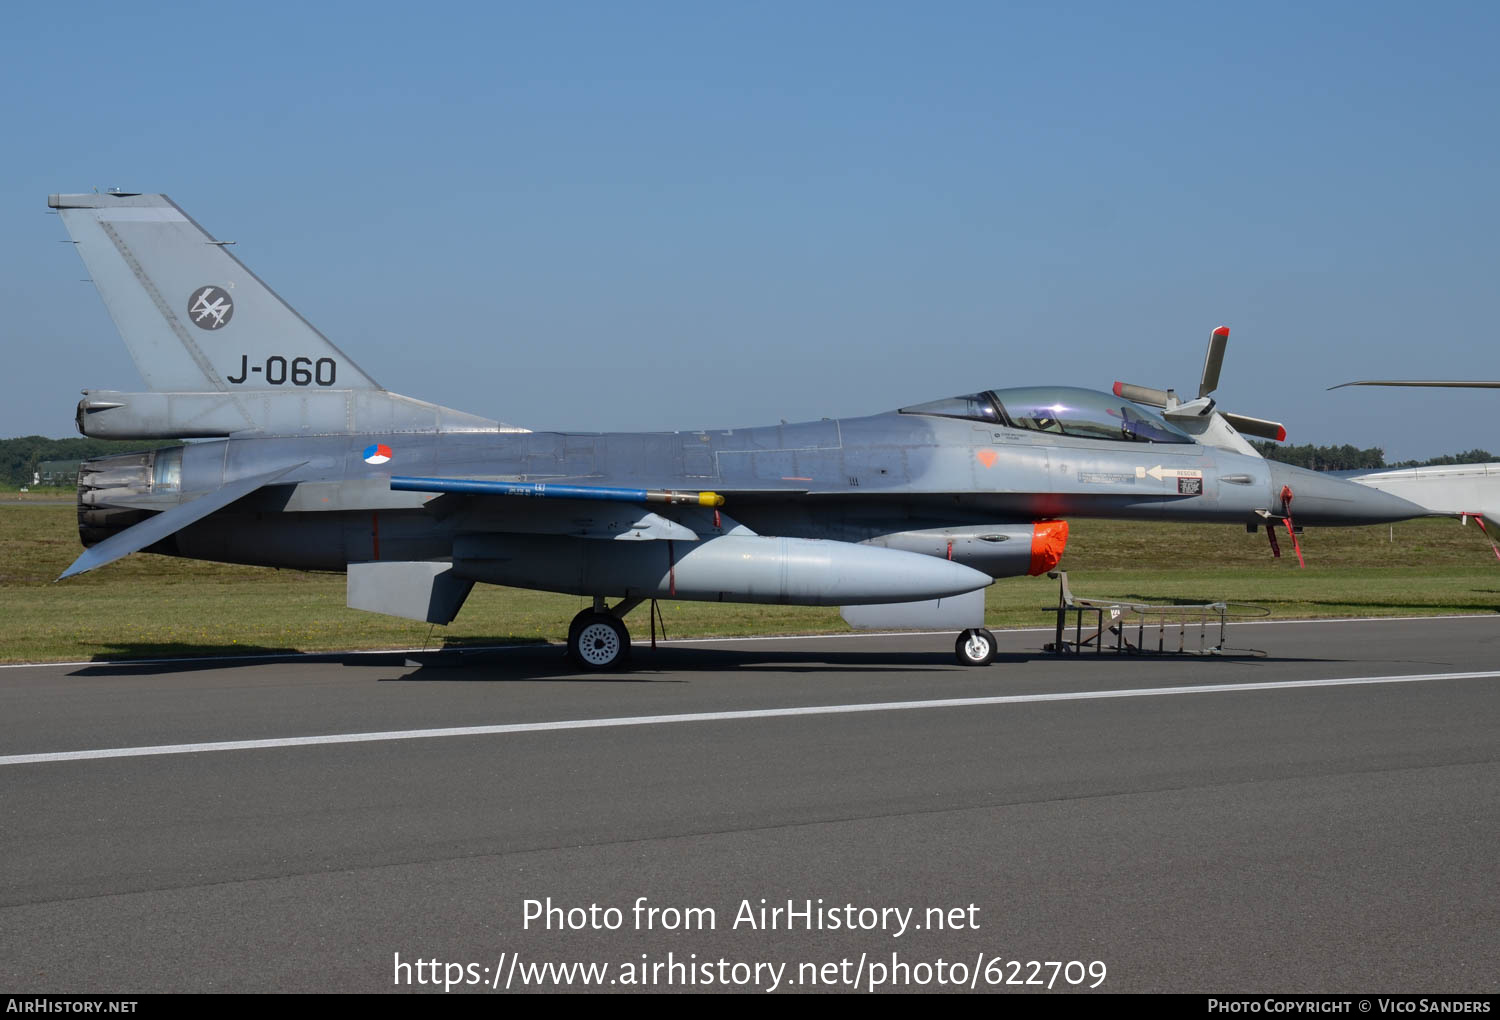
[79, 400, 1416, 586]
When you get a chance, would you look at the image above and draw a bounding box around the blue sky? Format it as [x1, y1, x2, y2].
[2, 1, 1496, 459]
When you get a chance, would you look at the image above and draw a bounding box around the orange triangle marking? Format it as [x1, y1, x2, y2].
[976, 449, 998, 468]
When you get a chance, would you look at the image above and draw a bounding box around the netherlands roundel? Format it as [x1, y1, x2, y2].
[363, 443, 393, 465]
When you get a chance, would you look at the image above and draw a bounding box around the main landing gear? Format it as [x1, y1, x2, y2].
[566, 596, 643, 671]
[567, 598, 998, 670]
[955, 628, 998, 667]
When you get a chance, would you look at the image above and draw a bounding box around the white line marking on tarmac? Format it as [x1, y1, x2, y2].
[4, 669, 1497, 767]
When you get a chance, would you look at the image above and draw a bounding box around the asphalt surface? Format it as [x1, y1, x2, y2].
[2, 617, 1498, 994]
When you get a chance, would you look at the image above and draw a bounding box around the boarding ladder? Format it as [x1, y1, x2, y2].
[1043, 571, 1267, 657]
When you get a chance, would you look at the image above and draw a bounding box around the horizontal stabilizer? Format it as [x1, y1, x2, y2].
[58, 462, 304, 579]
[347, 561, 474, 624]
[840, 588, 986, 630]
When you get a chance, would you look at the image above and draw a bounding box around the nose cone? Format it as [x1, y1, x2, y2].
[1265, 460, 1428, 525]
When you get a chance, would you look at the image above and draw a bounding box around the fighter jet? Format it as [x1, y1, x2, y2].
[50, 192, 1427, 668]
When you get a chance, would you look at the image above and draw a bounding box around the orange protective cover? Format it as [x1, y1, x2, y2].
[1028, 520, 1069, 576]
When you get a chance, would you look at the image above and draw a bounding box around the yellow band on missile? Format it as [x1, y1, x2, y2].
[698, 491, 726, 507]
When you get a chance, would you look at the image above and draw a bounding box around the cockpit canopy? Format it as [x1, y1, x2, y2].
[900, 386, 1192, 445]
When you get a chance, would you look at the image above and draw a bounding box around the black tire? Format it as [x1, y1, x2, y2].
[567, 608, 597, 642]
[955, 628, 997, 667]
[567, 611, 631, 670]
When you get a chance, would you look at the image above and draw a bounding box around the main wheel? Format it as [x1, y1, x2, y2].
[567, 611, 630, 670]
[955, 628, 997, 667]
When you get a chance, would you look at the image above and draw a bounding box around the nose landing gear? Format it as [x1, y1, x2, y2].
[955, 628, 998, 666]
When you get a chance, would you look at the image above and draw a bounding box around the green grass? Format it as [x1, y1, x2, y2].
[1, 503, 1496, 663]
[0, 487, 72, 498]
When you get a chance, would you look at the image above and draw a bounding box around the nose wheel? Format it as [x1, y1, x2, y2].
[567, 610, 631, 670]
[955, 628, 997, 666]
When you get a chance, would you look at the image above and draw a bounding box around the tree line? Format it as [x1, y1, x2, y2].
[1250, 442, 1495, 471]
[0, 436, 182, 488]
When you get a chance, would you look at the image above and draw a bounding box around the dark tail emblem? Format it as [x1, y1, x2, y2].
[187, 285, 234, 330]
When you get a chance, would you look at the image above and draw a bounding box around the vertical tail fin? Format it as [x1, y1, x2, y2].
[52, 192, 519, 438]
[50, 192, 379, 393]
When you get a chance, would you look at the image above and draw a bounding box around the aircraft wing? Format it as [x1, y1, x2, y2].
[389, 474, 1043, 522]
[392, 474, 812, 542]
[60, 463, 306, 579]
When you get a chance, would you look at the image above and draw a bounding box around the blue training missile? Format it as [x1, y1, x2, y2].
[392, 475, 725, 507]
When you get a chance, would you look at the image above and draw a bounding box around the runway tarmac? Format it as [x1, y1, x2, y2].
[2, 616, 1497, 993]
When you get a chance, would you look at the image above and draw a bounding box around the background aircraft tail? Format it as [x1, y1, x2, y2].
[50, 192, 514, 438]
